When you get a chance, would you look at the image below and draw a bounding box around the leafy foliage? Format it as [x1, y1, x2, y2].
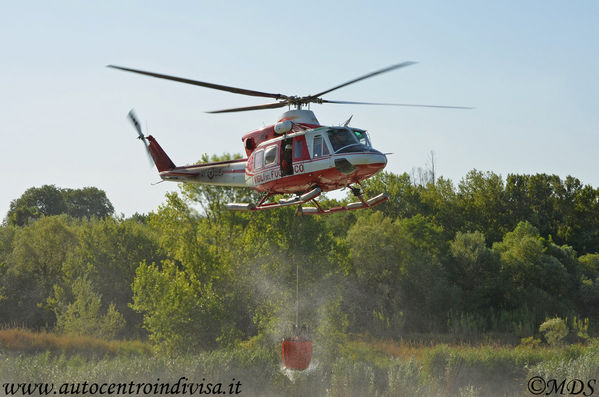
[6, 185, 114, 226]
[2, 167, 599, 353]
[539, 318, 569, 346]
[53, 276, 125, 339]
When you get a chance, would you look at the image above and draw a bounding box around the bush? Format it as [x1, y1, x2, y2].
[539, 318, 568, 346]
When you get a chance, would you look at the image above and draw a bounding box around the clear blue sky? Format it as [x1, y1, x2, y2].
[1, 1, 598, 218]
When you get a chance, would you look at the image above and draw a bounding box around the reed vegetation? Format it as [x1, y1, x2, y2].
[2, 328, 599, 397]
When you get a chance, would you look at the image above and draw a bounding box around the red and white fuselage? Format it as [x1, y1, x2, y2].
[150, 110, 387, 196]
[244, 126, 387, 194]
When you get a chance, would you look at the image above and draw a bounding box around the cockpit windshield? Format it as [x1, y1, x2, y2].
[352, 129, 371, 148]
[327, 128, 360, 152]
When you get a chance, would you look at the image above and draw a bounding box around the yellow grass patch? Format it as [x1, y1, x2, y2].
[0, 328, 151, 356]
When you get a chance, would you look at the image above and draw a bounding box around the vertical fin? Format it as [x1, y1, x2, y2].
[146, 135, 176, 172]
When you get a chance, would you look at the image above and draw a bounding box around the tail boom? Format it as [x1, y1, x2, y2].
[159, 158, 247, 187]
[144, 135, 247, 187]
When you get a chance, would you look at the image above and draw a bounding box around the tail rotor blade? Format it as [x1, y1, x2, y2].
[127, 110, 154, 167]
[141, 139, 154, 167]
[128, 110, 144, 139]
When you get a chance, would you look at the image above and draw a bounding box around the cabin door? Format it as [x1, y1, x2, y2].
[280, 137, 293, 176]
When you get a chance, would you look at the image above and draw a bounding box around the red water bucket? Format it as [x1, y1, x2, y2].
[281, 337, 312, 370]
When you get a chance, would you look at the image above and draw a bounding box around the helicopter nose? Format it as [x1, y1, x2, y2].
[363, 149, 387, 176]
[334, 150, 387, 176]
[369, 149, 387, 168]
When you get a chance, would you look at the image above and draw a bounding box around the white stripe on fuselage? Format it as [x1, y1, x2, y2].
[246, 152, 386, 187]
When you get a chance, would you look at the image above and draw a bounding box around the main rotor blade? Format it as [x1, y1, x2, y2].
[322, 99, 472, 109]
[207, 101, 289, 114]
[309, 61, 417, 99]
[107, 65, 287, 100]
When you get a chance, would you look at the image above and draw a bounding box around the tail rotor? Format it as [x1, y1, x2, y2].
[128, 109, 154, 166]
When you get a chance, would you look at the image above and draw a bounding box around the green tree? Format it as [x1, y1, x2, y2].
[345, 212, 456, 335]
[0, 216, 78, 328]
[360, 172, 424, 219]
[457, 170, 507, 243]
[53, 276, 125, 339]
[419, 177, 461, 239]
[557, 177, 599, 253]
[492, 222, 573, 322]
[63, 187, 114, 219]
[131, 260, 223, 352]
[6, 185, 114, 226]
[448, 231, 502, 314]
[577, 254, 599, 318]
[504, 174, 599, 255]
[132, 189, 244, 351]
[48, 217, 164, 337]
[6, 185, 67, 226]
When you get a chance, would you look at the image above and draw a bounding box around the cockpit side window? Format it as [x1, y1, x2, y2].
[254, 149, 264, 170]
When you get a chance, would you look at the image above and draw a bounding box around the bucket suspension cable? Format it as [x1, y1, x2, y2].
[296, 262, 299, 330]
[281, 258, 313, 371]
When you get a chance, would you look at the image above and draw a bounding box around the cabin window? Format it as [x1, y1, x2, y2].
[313, 135, 329, 158]
[254, 150, 264, 169]
[264, 145, 277, 165]
[294, 140, 302, 158]
[313, 136, 322, 158]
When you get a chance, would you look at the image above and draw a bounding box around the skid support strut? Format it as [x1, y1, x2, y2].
[226, 188, 322, 212]
[225, 186, 388, 214]
[299, 188, 388, 215]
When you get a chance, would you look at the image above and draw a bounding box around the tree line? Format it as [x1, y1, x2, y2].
[1, 169, 599, 352]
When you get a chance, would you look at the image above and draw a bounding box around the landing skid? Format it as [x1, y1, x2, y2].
[226, 187, 388, 215]
[226, 187, 322, 212]
[299, 192, 388, 215]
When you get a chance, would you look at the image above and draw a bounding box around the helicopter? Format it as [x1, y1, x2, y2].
[109, 62, 469, 214]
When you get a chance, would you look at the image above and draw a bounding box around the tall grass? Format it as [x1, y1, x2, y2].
[0, 328, 151, 356]
[528, 341, 599, 380]
[2, 329, 599, 397]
